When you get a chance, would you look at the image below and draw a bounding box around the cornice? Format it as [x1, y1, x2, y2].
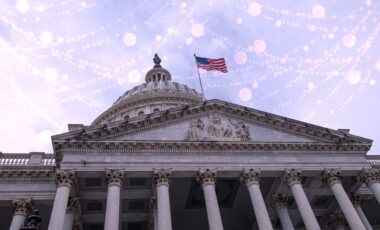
[54, 140, 370, 155]
[0, 170, 55, 181]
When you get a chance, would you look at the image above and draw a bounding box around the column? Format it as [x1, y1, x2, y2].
[240, 169, 273, 230]
[104, 169, 124, 230]
[283, 169, 320, 230]
[197, 168, 224, 230]
[9, 198, 32, 230]
[48, 169, 76, 230]
[322, 169, 365, 230]
[271, 194, 294, 230]
[359, 168, 380, 204]
[349, 192, 373, 230]
[64, 197, 80, 230]
[149, 197, 158, 230]
[153, 169, 173, 230]
[327, 213, 345, 230]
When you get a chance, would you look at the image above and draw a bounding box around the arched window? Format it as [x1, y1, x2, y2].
[153, 108, 160, 113]
[138, 111, 145, 116]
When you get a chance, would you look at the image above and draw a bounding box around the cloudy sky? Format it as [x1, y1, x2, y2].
[0, 0, 379, 154]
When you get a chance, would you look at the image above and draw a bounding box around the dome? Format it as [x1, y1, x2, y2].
[91, 54, 203, 126]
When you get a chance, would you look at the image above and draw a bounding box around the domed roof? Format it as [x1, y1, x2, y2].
[91, 54, 203, 126]
[113, 80, 203, 106]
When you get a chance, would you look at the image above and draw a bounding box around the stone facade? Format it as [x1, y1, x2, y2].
[0, 56, 379, 230]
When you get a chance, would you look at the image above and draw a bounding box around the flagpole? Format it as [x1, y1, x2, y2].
[194, 54, 206, 101]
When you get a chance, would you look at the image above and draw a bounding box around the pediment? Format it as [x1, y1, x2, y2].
[52, 99, 372, 146]
[111, 113, 315, 143]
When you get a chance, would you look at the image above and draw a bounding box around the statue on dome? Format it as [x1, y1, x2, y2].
[153, 53, 162, 68]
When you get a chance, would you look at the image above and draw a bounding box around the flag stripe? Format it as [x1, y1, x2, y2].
[195, 56, 228, 73]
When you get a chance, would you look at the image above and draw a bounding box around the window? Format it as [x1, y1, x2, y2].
[87, 201, 103, 211]
[84, 178, 102, 187]
[153, 108, 160, 112]
[124, 115, 129, 120]
[129, 178, 146, 186]
[137, 111, 144, 116]
[128, 200, 145, 210]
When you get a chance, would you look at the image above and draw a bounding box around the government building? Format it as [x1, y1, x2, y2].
[1, 55, 380, 230]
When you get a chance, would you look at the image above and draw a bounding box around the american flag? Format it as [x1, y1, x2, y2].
[195, 56, 228, 73]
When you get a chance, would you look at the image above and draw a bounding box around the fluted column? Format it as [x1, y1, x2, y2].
[322, 169, 365, 230]
[359, 168, 380, 204]
[104, 169, 124, 230]
[271, 194, 294, 230]
[9, 198, 33, 230]
[149, 197, 158, 230]
[349, 193, 373, 230]
[64, 197, 80, 230]
[241, 169, 273, 230]
[153, 169, 173, 230]
[48, 169, 76, 230]
[327, 213, 345, 230]
[197, 168, 224, 230]
[283, 169, 320, 230]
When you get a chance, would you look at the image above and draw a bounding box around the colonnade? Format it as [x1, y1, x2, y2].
[8, 167, 380, 230]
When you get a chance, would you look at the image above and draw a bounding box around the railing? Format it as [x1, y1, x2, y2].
[42, 157, 56, 166]
[0, 152, 55, 166]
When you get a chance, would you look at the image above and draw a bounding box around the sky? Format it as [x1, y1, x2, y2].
[0, 0, 379, 155]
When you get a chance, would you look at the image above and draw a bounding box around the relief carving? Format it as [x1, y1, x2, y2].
[229, 119, 251, 141]
[184, 112, 251, 141]
[185, 119, 204, 141]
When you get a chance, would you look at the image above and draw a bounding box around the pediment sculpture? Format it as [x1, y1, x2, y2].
[185, 113, 251, 142]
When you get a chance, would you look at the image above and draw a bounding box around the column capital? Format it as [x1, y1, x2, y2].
[67, 197, 81, 216]
[240, 168, 260, 186]
[322, 168, 342, 186]
[282, 168, 302, 186]
[12, 198, 33, 216]
[149, 197, 157, 212]
[152, 168, 171, 186]
[271, 194, 288, 208]
[359, 167, 379, 186]
[105, 169, 124, 187]
[55, 169, 76, 188]
[327, 213, 345, 228]
[348, 192, 361, 206]
[197, 168, 217, 186]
